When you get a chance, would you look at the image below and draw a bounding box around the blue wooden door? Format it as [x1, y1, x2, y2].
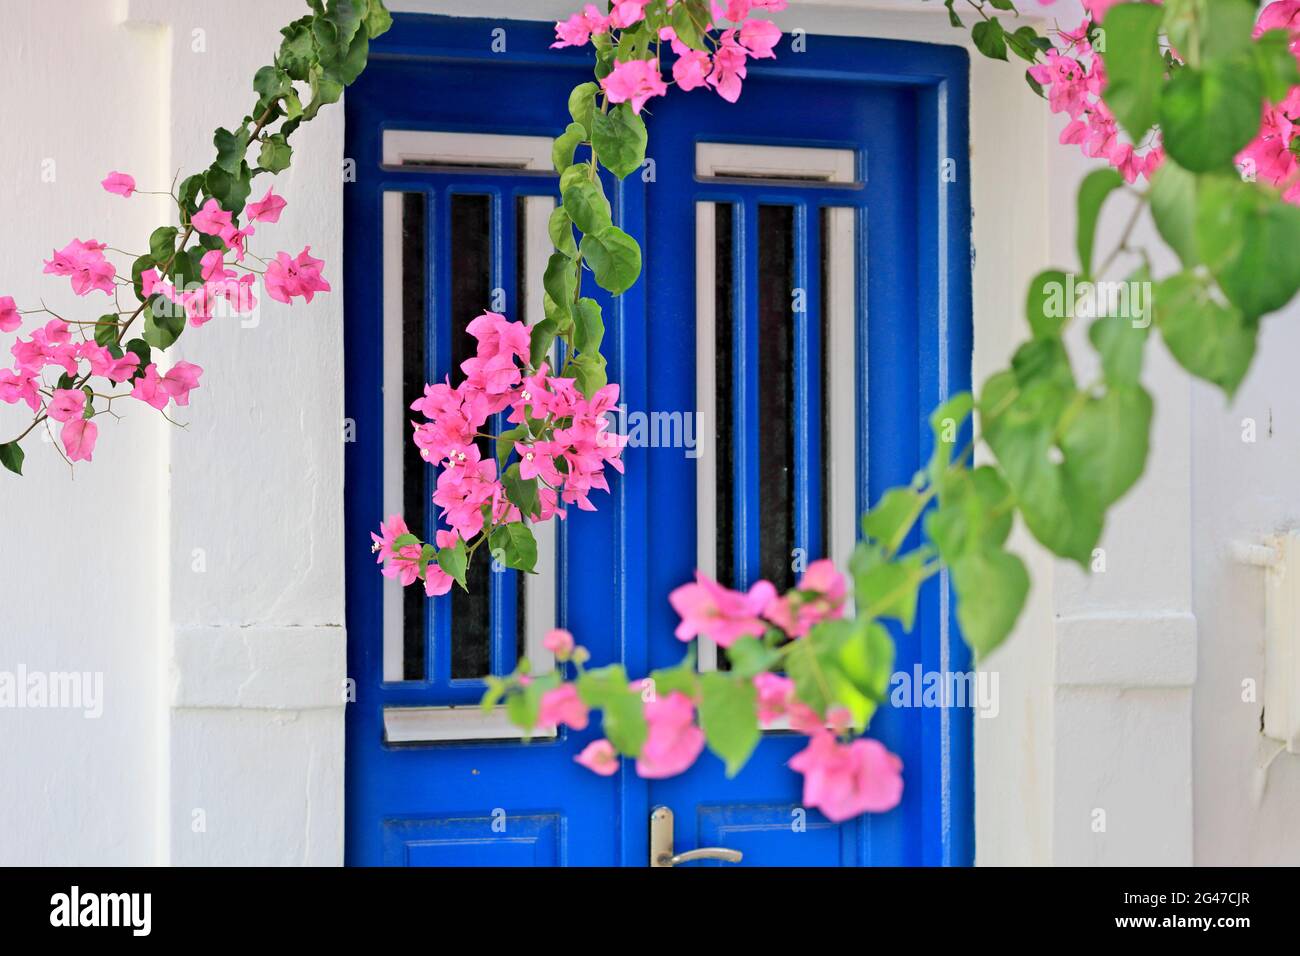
[344, 14, 973, 867]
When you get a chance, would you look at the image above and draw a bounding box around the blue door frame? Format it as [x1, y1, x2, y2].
[344, 13, 973, 867]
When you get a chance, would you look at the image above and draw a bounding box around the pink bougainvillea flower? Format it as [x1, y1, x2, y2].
[538, 684, 590, 731]
[543, 627, 575, 658]
[61, 417, 98, 463]
[371, 514, 410, 566]
[265, 246, 331, 304]
[47, 388, 86, 424]
[131, 361, 203, 410]
[42, 239, 116, 296]
[575, 738, 620, 776]
[601, 58, 668, 113]
[101, 171, 136, 198]
[191, 198, 234, 237]
[609, 0, 652, 29]
[752, 671, 823, 732]
[738, 18, 781, 58]
[1027, 50, 1093, 120]
[668, 571, 776, 647]
[764, 558, 848, 637]
[424, 564, 453, 597]
[636, 691, 706, 778]
[245, 186, 287, 224]
[0, 296, 19, 333]
[0, 368, 40, 412]
[788, 731, 904, 822]
[707, 31, 749, 102]
[83, 345, 140, 383]
[552, 4, 610, 47]
[673, 48, 713, 91]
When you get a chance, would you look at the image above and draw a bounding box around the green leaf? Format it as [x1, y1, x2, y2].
[543, 252, 577, 317]
[832, 620, 895, 729]
[258, 133, 293, 173]
[489, 522, 538, 573]
[1152, 272, 1256, 396]
[365, 0, 394, 38]
[529, 318, 558, 369]
[0, 442, 24, 476]
[1060, 384, 1153, 507]
[1076, 169, 1125, 277]
[505, 682, 542, 733]
[1158, 58, 1262, 173]
[580, 225, 642, 295]
[502, 465, 541, 519]
[850, 547, 928, 630]
[204, 161, 252, 215]
[148, 226, 178, 264]
[592, 104, 648, 180]
[143, 302, 185, 350]
[552, 122, 586, 174]
[495, 424, 528, 468]
[435, 536, 469, 590]
[1088, 315, 1148, 387]
[951, 548, 1029, 656]
[1100, 2, 1167, 140]
[578, 665, 646, 756]
[1195, 174, 1300, 319]
[571, 351, 608, 398]
[124, 339, 152, 382]
[1254, 29, 1300, 103]
[568, 82, 599, 138]
[1200, 0, 1261, 62]
[1149, 160, 1200, 267]
[561, 178, 612, 235]
[548, 206, 579, 260]
[971, 19, 1007, 61]
[724, 636, 782, 679]
[925, 465, 1014, 560]
[1025, 269, 1071, 339]
[926, 391, 974, 488]
[574, 297, 605, 355]
[277, 17, 317, 81]
[602, 688, 648, 756]
[861, 487, 925, 555]
[213, 127, 249, 175]
[698, 672, 759, 777]
[93, 315, 120, 349]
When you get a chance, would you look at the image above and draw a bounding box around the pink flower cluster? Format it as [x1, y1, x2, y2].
[552, 0, 786, 112]
[1029, 10, 1166, 183]
[564, 559, 903, 821]
[667, 557, 848, 647]
[372, 311, 627, 594]
[412, 311, 625, 532]
[1236, 2, 1300, 202]
[0, 171, 330, 471]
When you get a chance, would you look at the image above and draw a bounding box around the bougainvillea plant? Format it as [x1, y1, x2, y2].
[0, 0, 393, 471]
[8, 0, 1300, 824]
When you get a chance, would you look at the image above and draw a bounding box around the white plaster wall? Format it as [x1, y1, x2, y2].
[0, 0, 167, 865]
[2, 0, 1298, 867]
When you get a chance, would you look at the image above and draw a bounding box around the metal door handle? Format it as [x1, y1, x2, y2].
[649, 805, 743, 867]
[663, 847, 744, 866]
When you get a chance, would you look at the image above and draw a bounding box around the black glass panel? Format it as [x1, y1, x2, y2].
[450, 194, 493, 680]
[757, 205, 796, 594]
[715, 203, 736, 592]
[401, 192, 427, 681]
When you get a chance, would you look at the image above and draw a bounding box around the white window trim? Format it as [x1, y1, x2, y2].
[382, 129, 554, 170]
[696, 142, 858, 184]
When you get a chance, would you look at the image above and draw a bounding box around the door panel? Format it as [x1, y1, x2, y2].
[344, 14, 973, 867]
